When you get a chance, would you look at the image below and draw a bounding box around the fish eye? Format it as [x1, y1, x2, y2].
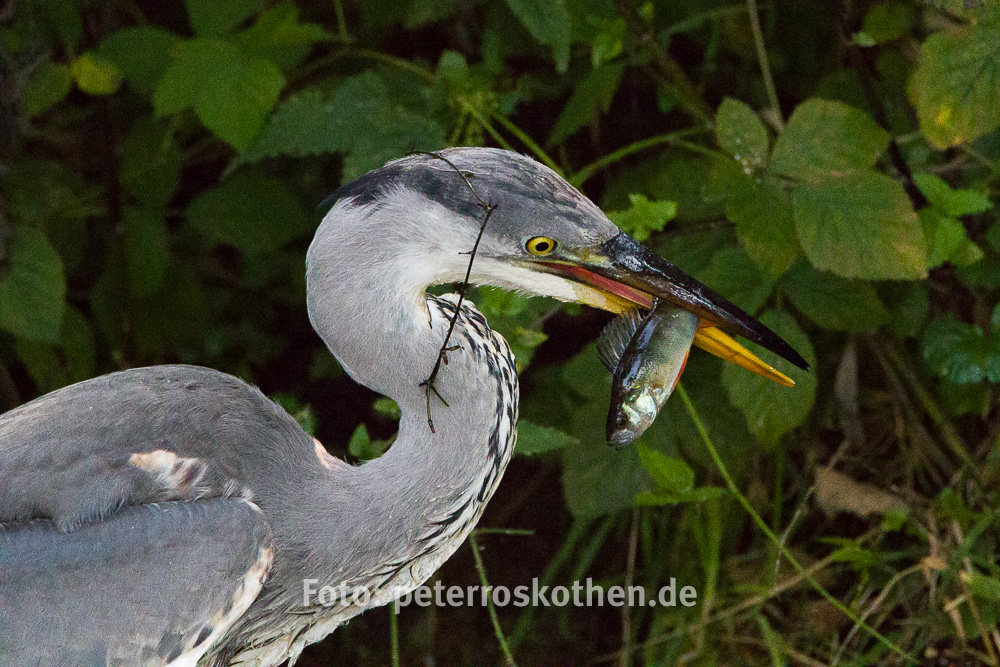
[615, 414, 629, 430]
[526, 236, 557, 256]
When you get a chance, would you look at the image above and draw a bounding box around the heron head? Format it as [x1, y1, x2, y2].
[325, 147, 807, 383]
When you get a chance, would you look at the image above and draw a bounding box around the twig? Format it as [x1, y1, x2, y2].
[875, 338, 986, 489]
[510, 518, 594, 649]
[458, 100, 517, 152]
[473, 528, 535, 536]
[675, 383, 914, 662]
[830, 565, 922, 666]
[619, 508, 640, 667]
[389, 601, 400, 667]
[469, 532, 518, 666]
[745, 0, 783, 130]
[416, 152, 496, 433]
[611, 0, 713, 123]
[606, 528, 879, 662]
[332, 0, 351, 44]
[569, 128, 707, 187]
[488, 109, 563, 175]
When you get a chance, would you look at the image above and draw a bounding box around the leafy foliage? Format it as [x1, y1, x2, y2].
[2, 0, 1000, 664]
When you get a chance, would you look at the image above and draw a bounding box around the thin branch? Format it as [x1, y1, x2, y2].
[675, 383, 914, 662]
[389, 601, 400, 667]
[618, 508, 640, 667]
[416, 152, 496, 432]
[332, 0, 351, 44]
[469, 532, 518, 666]
[488, 109, 563, 176]
[569, 128, 707, 187]
[612, 0, 713, 124]
[746, 0, 783, 130]
[594, 529, 880, 663]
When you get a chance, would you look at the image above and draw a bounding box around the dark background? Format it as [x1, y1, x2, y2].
[2, 0, 1000, 664]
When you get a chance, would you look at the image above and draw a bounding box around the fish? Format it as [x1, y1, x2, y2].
[597, 302, 699, 448]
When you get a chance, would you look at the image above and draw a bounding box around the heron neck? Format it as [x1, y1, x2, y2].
[303, 202, 518, 583]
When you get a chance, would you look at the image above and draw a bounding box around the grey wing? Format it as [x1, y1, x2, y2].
[0, 365, 317, 530]
[0, 498, 274, 667]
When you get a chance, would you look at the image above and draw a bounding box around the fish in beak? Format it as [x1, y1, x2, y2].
[533, 232, 809, 387]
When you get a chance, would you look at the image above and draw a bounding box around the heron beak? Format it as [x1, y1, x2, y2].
[535, 232, 808, 387]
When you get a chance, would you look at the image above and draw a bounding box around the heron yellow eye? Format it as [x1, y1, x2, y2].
[526, 236, 557, 256]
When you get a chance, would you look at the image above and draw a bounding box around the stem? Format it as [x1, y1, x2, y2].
[459, 101, 516, 152]
[569, 128, 707, 187]
[618, 508, 640, 667]
[390, 601, 400, 667]
[612, 0, 713, 123]
[509, 518, 593, 649]
[469, 532, 518, 667]
[488, 110, 563, 176]
[675, 383, 914, 662]
[746, 0, 783, 130]
[474, 528, 535, 536]
[332, 0, 351, 43]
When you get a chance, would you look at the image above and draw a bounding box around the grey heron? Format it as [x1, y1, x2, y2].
[0, 147, 806, 666]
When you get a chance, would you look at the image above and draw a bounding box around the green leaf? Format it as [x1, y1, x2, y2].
[912, 22, 1000, 149]
[120, 118, 182, 208]
[604, 153, 724, 222]
[154, 39, 285, 150]
[238, 73, 447, 179]
[435, 50, 470, 93]
[771, 99, 889, 177]
[782, 260, 888, 332]
[348, 423, 374, 460]
[406, 0, 458, 28]
[15, 338, 66, 394]
[882, 282, 929, 339]
[913, 173, 993, 218]
[186, 0, 265, 36]
[99, 27, 180, 97]
[516, 420, 579, 455]
[124, 206, 170, 298]
[186, 172, 309, 254]
[715, 97, 768, 169]
[504, 0, 572, 72]
[961, 570, 1000, 603]
[373, 397, 402, 420]
[60, 305, 96, 383]
[235, 3, 331, 68]
[722, 310, 817, 446]
[70, 52, 122, 95]
[859, 1, 913, 44]
[987, 223, 1000, 252]
[923, 314, 1000, 384]
[607, 194, 677, 242]
[635, 486, 725, 505]
[23, 62, 72, 116]
[0, 227, 67, 343]
[589, 17, 626, 67]
[920, 209, 983, 268]
[560, 345, 655, 515]
[700, 246, 774, 314]
[792, 170, 926, 280]
[637, 444, 693, 493]
[13, 307, 96, 391]
[722, 170, 800, 278]
[43, 0, 83, 50]
[549, 61, 624, 145]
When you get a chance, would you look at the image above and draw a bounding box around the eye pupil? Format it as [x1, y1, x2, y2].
[527, 237, 557, 255]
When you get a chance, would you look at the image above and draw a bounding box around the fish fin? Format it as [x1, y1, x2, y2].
[596, 307, 644, 371]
